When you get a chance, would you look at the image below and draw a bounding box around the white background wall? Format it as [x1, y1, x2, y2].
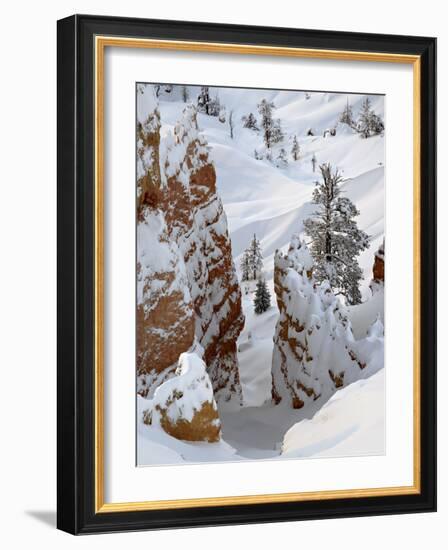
[0, 0, 443, 547]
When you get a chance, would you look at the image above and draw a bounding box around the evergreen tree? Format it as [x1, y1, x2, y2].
[303, 163, 369, 304]
[242, 112, 259, 130]
[276, 148, 288, 168]
[370, 112, 385, 135]
[240, 249, 251, 281]
[254, 278, 271, 314]
[271, 118, 284, 144]
[291, 135, 300, 161]
[197, 86, 211, 114]
[248, 233, 263, 280]
[257, 99, 276, 149]
[357, 97, 384, 138]
[209, 95, 221, 117]
[242, 234, 263, 280]
[339, 98, 355, 127]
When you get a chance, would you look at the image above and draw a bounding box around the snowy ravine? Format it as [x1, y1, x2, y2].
[138, 85, 385, 464]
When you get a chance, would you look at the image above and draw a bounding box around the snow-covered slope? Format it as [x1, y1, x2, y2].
[281, 369, 385, 459]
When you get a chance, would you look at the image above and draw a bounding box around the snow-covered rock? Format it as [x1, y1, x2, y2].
[136, 85, 195, 396]
[137, 86, 244, 405]
[370, 239, 385, 294]
[271, 235, 384, 410]
[141, 350, 221, 442]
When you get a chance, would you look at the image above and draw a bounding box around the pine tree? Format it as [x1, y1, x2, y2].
[254, 278, 271, 314]
[370, 112, 385, 135]
[276, 148, 288, 168]
[197, 87, 211, 115]
[242, 112, 259, 130]
[271, 118, 284, 144]
[249, 234, 263, 280]
[257, 99, 276, 150]
[357, 97, 384, 138]
[358, 97, 373, 138]
[291, 135, 300, 161]
[209, 95, 221, 117]
[303, 163, 369, 304]
[339, 98, 355, 127]
[240, 249, 251, 281]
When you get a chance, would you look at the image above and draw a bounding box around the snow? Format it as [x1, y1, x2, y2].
[138, 84, 385, 465]
[136, 210, 191, 309]
[281, 369, 385, 458]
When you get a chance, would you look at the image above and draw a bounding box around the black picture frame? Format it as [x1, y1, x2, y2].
[57, 14, 436, 534]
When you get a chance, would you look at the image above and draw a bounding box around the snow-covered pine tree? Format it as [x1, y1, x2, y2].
[209, 95, 221, 117]
[249, 234, 263, 280]
[339, 98, 355, 127]
[291, 135, 300, 161]
[254, 278, 271, 314]
[240, 249, 251, 281]
[303, 163, 369, 305]
[242, 112, 259, 130]
[357, 97, 384, 138]
[311, 153, 317, 172]
[257, 99, 276, 150]
[271, 118, 284, 144]
[370, 112, 385, 135]
[197, 86, 211, 114]
[276, 148, 288, 168]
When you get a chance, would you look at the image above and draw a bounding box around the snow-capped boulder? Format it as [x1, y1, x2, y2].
[142, 350, 221, 442]
[137, 87, 244, 405]
[271, 235, 383, 409]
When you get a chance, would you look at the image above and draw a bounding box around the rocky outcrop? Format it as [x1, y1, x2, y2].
[370, 239, 385, 294]
[271, 235, 383, 410]
[136, 85, 244, 406]
[136, 85, 195, 397]
[142, 349, 221, 442]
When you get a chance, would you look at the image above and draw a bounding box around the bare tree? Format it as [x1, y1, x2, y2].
[229, 110, 235, 139]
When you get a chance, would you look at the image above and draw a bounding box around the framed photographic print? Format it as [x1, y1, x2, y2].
[57, 14, 436, 534]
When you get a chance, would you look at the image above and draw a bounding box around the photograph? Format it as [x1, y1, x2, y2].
[136, 82, 386, 466]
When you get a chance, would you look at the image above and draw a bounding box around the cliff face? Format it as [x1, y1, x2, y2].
[271, 235, 383, 410]
[136, 86, 244, 406]
[136, 85, 195, 397]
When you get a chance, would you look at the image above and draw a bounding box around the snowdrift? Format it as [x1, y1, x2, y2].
[281, 369, 385, 458]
